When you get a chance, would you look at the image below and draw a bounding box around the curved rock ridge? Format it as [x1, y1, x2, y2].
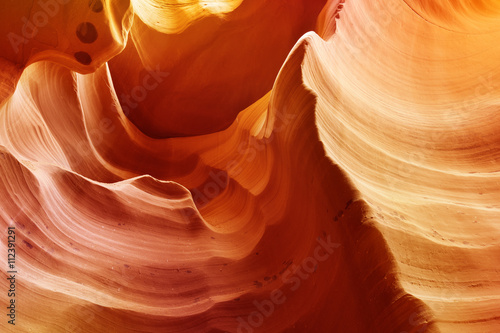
[0, 0, 133, 104]
[307, 0, 500, 332]
[109, 0, 329, 137]
[0, 0, 499, 332]
[130, 0, 245, 34]
[1, 39, 432, 331]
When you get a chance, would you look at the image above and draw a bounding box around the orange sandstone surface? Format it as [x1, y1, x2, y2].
[0, 0, 499, 332]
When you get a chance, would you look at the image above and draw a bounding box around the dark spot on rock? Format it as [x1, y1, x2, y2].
[74, 52, 92, 65]
[187, 270, 192, 273]
[253, 281, 263, 288]
[345, 199, 353, 210]
[124, 264, 130, 268]
[255, 252, 259, 255]
[76, 22, 98, 44]
[88, 0, 104, 13]
[279, 260, 293, 274]
[23, 240, 33, 249]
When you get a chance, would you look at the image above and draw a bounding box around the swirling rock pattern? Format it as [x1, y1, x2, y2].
[0, 0, 499, 332]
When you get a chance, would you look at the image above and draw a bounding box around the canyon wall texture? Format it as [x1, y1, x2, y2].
[1, 0, 499, 332]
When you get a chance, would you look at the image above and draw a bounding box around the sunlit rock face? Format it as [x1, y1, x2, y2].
[1, 0, 499, 332]
[109, 0, 328, 137]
